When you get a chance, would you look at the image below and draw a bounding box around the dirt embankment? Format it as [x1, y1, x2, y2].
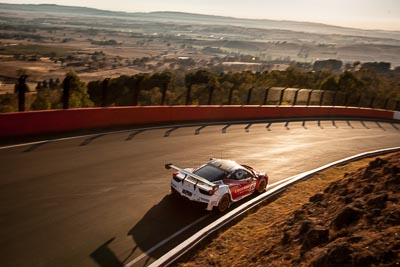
[176, 153, 400, 267]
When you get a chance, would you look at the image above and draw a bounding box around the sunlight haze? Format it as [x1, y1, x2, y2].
[3, 0, 400, 31]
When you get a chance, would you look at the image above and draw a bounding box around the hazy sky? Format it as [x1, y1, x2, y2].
[3, 0, 400, 31]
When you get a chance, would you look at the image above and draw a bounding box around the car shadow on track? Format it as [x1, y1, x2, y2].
[90, 238, 123, 267]
[126, 194, 208, 260]
[90, 194, 210, 267]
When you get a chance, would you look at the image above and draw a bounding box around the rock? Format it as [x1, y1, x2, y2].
[312, 245, 353, 267]
[363, 171, 380, 182]
[324, 182, 338, 194]
[298, 220, 314, 237]
[338, 188, 349, 196]
[281, 230, 291, 245]
[369, 158, 387, 168]
[347, 236, 363, 243]
[366, 193, 388, 209]
[384, 208, 400, 226]
[331, 205, 363, 229]
[353, 253, 375, 267]
[300, 226, 329, 253]
[344, 196, 353, 204]
[390, 166, 400, 175]
[293, 209, 304, 219]
[362, 184, 375, 194]
[384, 174, 400, 189]
[382, 166, 398, 175]
[309, 193, 324, 202]
[288, 210, 305, 225]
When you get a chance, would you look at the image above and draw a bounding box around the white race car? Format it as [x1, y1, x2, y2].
[166, 158, 268, 212]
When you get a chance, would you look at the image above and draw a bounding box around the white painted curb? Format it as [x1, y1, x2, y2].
[147, 146, 400, 267]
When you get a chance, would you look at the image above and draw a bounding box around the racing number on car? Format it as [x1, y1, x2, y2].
[250, 182, 256, 191]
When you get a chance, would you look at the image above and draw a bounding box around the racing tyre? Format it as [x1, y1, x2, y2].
[256, 178, 267, 194]
[170, 186, 180, 198]
[217, 194, 230, 213]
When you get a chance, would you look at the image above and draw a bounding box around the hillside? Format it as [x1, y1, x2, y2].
[176, 152, 400, 266]
[1, 3, 399, 40]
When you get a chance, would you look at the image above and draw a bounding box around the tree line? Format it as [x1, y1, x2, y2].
[1, 62, 399, 113]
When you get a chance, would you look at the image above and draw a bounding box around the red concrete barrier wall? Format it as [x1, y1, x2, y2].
[0, 106, 395, 138]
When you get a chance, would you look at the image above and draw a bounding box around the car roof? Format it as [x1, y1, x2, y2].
[207, 158, 244, 173]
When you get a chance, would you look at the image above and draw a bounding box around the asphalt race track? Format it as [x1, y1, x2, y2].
[0, 120, 399, 267]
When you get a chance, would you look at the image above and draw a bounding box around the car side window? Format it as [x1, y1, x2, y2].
[234, 169, 253, 180]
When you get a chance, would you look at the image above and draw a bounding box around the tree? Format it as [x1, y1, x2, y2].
[49, 78, 55, 90]
[361, 62, 391, 73]
[320, 76, 339, 91]
[36, 82, 42, 91]
[54, 78, 61, 89]
[313, 59, 343, 72]
[63, 71, 94, 108]
[185, 70, 216, 105]
[31, 93, 51, 110]
[14, 75, 29, 111]
[42, 79, 48, 89]
[0, 93, 17, 113]
[338, 71, 365, 95]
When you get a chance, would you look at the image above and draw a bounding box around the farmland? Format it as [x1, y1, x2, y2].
[1, 3, 400, 93]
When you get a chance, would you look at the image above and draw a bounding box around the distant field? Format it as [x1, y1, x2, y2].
[0, 43, 71, 57]
[0, 4, 400, 87]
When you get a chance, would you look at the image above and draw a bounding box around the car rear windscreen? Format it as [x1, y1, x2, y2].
[194, 164, 226, 182]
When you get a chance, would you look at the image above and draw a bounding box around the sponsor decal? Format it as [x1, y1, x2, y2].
[234, 182, 256, 194]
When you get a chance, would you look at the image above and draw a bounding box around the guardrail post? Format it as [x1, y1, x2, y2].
[319, 91, 325, 106]
[344, 93, 350, 107]
[227, 88, 234, 105]
[306, 90, 313, 106]
[292, 89, 300, 106]
[161, 82, 168, 106]
[16, 75, 28, 112]
[133, 88, 139, 107]
[383, 98, 389, 110]
[101, 78, 110, 107]
[278, 88, 287, 106]
[208, 85, 214, 105]
[263, 87, 270, 105]
[357, 95, 363, 108]
[62, 76, 72, 109]
[369, 97, 376, 108]
[185, 84, 192, 105]
[246, 87, 253, 105]
[331, 91, 338, 106]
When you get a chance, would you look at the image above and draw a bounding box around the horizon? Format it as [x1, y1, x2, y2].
[2, 0, 400, 32]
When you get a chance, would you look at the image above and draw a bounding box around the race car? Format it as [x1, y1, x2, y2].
[166, 158, 268, 212]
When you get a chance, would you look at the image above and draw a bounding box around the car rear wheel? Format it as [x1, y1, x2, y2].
[256, 178, 267, 194]
[217, 194, 230, 213]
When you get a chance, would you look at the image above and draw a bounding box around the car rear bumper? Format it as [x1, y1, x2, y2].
[171, 182, 215, 210]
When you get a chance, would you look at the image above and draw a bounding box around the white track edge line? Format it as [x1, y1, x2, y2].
[124, 215, 209, 267]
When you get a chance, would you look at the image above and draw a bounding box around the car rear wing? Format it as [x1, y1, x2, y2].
[165, 163, 216, 187]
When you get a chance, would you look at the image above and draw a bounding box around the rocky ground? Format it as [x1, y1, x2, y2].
[175, 152, 400, 267]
